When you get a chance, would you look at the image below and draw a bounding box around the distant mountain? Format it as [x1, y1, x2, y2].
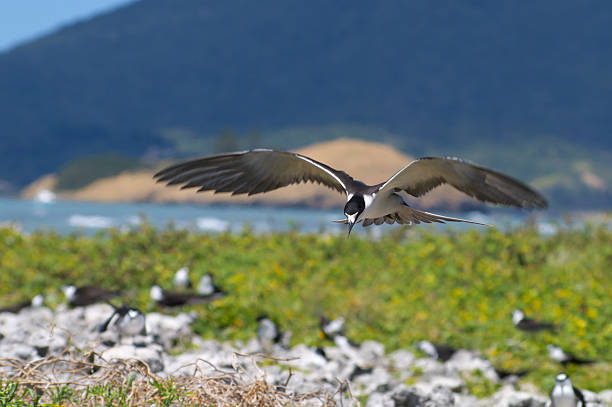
[21, 139, 495, 211]
[1, 0, 612, 195]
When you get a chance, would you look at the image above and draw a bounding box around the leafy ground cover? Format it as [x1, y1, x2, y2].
[0, 223, 610, 392]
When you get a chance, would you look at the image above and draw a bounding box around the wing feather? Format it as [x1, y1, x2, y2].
[379, 157, 547, 209]
[362, 206, 487, 227]
[154, 149, 352, 196]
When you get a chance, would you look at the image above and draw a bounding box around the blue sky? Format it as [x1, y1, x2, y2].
[0, 0, 136, 52]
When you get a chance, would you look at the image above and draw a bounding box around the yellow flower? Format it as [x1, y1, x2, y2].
[555, 288, 571, 298]
[452, 288, 464, 297]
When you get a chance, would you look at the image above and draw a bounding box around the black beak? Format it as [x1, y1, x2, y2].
[346, 221, 355, 238]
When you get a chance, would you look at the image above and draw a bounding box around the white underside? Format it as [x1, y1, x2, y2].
[551, 383, 578, 407]
[357, 191, 399, 221]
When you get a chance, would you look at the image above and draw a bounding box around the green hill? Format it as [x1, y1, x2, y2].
[0, 0, 611, 207]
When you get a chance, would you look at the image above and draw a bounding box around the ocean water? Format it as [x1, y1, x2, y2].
[0, 197, 554, 236]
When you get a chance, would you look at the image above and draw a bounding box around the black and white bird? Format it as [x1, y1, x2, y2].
[319, 315, 360, 347]
[512, 309, 557, 332]
[196, 274, 225, 297]
[173, 266, 192, 289]
[550, 373, 586, 407]
[149, 284, 224, 307]
[417, 340, 458, 362]
[547, 345, 595, 366]
[154, 150, 547, 237]
[319, 315, 346, 340]
[493, 367, 530, 381]
[0, 294, 44, 313]
[256, 315, 291, 352]
[98, 305, 146, 337]
[62, 285, 120, 307]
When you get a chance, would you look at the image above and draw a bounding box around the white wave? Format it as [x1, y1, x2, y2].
[34, 189, 56, 204]
[127, 216, 142, 225]
[68, 214, 114, 229]
[537, 222, 558, 236]
[196, 217, 230, 232]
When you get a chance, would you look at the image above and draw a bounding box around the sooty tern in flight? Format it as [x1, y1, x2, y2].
[154, 150, 547, 237]
[550, 373, 585, 407]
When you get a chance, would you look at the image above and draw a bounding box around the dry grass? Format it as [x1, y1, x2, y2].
[0, 348, 342, 407]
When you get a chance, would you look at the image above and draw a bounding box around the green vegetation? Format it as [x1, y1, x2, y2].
[55, 153, 144, 190]
[0, 224, 611, 393]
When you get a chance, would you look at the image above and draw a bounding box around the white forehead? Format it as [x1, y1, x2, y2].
[127, 309, 141, 318]
[417, 341, 436, 357]
[150, 285, 163, 300]
[512, 309, 524, 324]
[31, 294, 44, 307]
[62, 285, 77, 299]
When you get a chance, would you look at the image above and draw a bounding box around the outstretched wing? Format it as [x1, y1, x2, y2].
[361, 206, 487, 227]
[379, 157, 547, 209]
[154, 149, 353, 196]
[333, 206, 486, 226]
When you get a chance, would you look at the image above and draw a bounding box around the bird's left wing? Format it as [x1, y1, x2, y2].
[154, 149, 352, 196]
[573, 386, 586, 406]
[378, 157, 547, 209]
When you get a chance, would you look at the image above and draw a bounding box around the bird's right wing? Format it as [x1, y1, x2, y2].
[154, 149, 352, 196]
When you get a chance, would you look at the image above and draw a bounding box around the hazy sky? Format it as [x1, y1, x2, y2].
[0, 0, 136, 52]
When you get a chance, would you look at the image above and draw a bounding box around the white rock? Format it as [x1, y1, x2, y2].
[353, 366, 393, 395]
[389, 349, 415, 371]
[145, 312, 193, 348]
[101, 344, 164, 373]
[446, 350, 498, 382]
[598, 389, 612, 404]
[284, 344, 328, 370]
[416, 376, 464, 393]
[26, 328, 67, 355]
[357, 340, 386, 366]
[0, 343, 36, 360]
[83, 303, 115, 326]
[582, 389, 607, 406]
[487, 385, 547, 407]
[385, 383, 456, 407]
[366, 392, 394, 407]
[414, 357, 447, 377]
